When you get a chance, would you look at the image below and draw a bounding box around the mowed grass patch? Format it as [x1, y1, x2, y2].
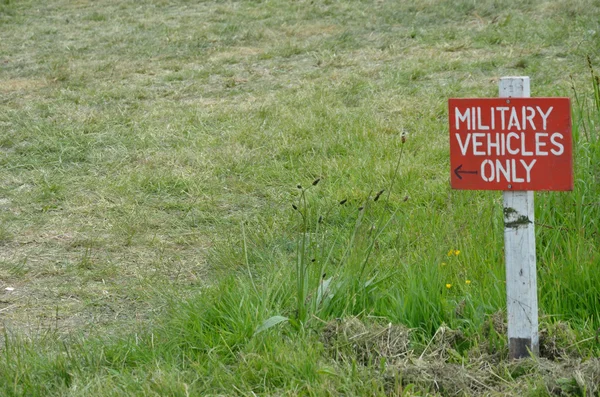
[1, 0, 600, 394]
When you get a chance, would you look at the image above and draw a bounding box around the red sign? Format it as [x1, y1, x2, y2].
[449, 98, 573, 191]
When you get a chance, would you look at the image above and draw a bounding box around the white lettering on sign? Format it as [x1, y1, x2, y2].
[480, 159, 537, 183]
[455, 105, 554, 131]
[453, 132, 564, 156]
[550, 133, 564, 155]
[537, 106, 553, 131]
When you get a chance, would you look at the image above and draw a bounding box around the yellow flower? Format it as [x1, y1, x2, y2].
[447, 249, 453, 257]
[465, 280, 471, 285]
[441, 262, 447, 266]
[454, 250, 461, 256]
[445, 284, 452, 289]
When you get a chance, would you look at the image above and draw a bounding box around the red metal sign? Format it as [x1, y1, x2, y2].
[449, 98, 573, 191]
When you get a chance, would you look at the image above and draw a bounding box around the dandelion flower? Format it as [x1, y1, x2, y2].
[454, 250, 461, 256]
[446, 284, 452, 289]
[465, 280, 471, 285]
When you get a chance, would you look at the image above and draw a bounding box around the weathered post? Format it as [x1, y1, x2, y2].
[499, 77, 539, 358]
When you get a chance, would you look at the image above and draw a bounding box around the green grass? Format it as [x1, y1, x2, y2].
[2, 0, 600, 394]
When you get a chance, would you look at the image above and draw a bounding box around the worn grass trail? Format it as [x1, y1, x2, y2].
[1, 0, 600, 395]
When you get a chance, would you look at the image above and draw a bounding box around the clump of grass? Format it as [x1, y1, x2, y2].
[256, 177, 399, 333]
[256, 138, 408, 334]
[321, 317, 412, 366]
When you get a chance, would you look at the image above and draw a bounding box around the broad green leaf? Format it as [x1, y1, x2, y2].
[316, 277, 333, 306]
[254, 315, 289, 336]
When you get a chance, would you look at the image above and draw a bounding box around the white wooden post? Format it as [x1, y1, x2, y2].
[499, 76, 539, 358]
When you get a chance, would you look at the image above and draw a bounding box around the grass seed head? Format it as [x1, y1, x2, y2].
[401, 129, 408, 144]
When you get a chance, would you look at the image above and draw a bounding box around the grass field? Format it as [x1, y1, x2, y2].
[1, 0, 600, 395]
